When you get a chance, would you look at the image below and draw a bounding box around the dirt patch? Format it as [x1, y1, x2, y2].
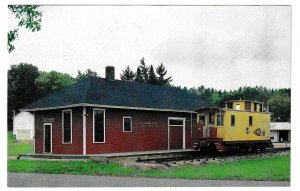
[122, 162, 167, 170]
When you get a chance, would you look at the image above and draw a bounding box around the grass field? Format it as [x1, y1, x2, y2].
[7, 131, 34, 156]
[8, 155, 290, 181]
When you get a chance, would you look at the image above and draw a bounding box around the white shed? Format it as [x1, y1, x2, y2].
[270, 122, 291, 143]
[13, 111, 34, 140]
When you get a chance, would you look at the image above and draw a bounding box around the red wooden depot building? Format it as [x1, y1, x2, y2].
[22, 67, 211, 155]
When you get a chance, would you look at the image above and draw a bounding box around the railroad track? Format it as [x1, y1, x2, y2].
[137, 147, 290, 163]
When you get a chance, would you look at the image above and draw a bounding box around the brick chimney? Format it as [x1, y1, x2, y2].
[105, 66, 115, 80]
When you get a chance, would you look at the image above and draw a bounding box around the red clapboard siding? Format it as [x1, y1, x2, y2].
[34, 107, 197, 154]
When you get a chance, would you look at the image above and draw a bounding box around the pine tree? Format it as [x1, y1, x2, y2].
[139, 57, 149, 83]
[147, 65, 157, 84]
[120, 65, 135, 82]
[134, 67, 143, 83]
[156, 63, 172, 85]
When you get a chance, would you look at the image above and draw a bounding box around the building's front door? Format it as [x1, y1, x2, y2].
[44, 123, 52, 153]
[168, 118, 185, 149]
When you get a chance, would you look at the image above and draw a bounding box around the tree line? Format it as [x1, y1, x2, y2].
[180, 85, 290, 122]
[120, 58, 172, 85]
[7, 62, 290, 130]
[7, 63, 98, 130]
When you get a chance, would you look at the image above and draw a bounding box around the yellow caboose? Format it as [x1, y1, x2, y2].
[193, 100, 272, 152]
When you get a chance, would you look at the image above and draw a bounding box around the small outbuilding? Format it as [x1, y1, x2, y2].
[270, 122, 291, 143]
[13, 111, 34, 140]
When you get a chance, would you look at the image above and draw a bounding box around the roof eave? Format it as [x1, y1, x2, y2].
[20, 103, 197, 113]
[225, 100, 264, 103]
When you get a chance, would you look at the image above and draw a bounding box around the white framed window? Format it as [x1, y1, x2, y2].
[123, 117, 132, 132]
[43, 123, 52, 153]
[62, 109, 72, 144]
[93, 108, 105, 143]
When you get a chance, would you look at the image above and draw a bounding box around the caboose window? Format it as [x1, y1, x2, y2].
[259, 104, 263, 112]
[249, 116, 253, 126]
[209, 113, 214, 125]
[123, 117, 132, 132]
[227, 102, 233, 109]
[254, 103, 258, 111]
[231, 115, 235, 126]
[245, 102, 251, 110]
[217, 115, 224, 126]
[199, 115, 206, 125]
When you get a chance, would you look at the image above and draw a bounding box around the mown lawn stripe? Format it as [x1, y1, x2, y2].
[8, 154, 290, 181]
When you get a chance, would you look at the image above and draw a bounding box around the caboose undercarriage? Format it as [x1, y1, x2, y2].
[193, 138, 273, 152]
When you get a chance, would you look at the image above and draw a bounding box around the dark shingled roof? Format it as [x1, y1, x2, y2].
[23, 77, 211, 111]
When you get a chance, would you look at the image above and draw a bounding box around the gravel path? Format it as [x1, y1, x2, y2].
[7, 173, 290, 187]
[128, 150, 290, 169]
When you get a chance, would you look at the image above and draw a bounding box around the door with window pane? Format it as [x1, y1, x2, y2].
[169, 118, 185, 149]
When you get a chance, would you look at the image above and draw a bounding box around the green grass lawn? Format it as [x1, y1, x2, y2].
[7, 131, 34, 156]
[8, 154, 290, 181]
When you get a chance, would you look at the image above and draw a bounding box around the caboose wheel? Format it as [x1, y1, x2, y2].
[251, 146, 257, 152]
[260, 146, 266, 152]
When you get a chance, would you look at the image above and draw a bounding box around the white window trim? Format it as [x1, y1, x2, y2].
[93, 108, 106, 143]
[43, 123, 52, 153]
[82, 106, 87, 155]
[33, 112, 35, 154]
[168, 117, 186, 150]
[123, 116, 132, 132]
[62, 109, 72, 144]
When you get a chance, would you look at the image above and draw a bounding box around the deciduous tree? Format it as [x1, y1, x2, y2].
[267, 94, 291, 122]
[7, 63, 40, 130]
[76, 69, 98, 81]
[35, 71, 76, 96]
[8, 5, 42, 53]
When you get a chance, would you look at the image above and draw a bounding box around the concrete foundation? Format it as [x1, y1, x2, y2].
[19, 149, 200, 163]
